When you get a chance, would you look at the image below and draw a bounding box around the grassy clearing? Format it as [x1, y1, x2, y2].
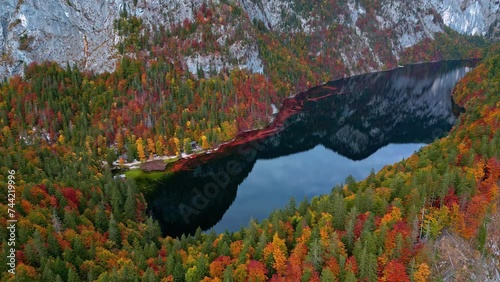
[164, 156, 179, 164]
[125, 169, 168, 180]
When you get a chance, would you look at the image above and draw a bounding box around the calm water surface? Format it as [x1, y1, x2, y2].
[209, 143, 425, 233]
[143, 60, 478, 237]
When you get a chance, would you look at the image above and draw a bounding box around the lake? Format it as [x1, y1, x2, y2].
[143, 60, 477, 237]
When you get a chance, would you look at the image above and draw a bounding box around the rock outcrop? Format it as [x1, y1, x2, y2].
[0, 0, 498, 79]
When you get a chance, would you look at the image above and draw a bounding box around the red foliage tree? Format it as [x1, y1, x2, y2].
[381, 260, 410, 282]
[209, 256, 231, 278]
[247, 260, 267, 281]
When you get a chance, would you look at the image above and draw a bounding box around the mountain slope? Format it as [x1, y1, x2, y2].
[0, 45, 498, 281]
[0, 0, 497, 79]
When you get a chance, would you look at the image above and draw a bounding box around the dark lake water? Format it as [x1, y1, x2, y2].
[144, 60, 477, 237]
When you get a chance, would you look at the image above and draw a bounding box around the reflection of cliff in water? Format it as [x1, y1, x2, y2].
[146, 60, 477, 237]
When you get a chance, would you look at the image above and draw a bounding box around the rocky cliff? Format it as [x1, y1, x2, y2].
[0, 0, 498, 79]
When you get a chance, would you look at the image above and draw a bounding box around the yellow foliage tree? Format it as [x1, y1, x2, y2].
[381, 206, 402, 226]
[413, 263, 430, 282]
[423, 206, 450, 239]
[297, 226, 311, 245]
[147, 138, 156, 156]
[173, 137, 181, 156]
[271, 232, 288, 276]
[136, 138, 146, 162]
[115, 132, 124, 152]
[201, 135, 210, 150]
[58, 133, 65, 144]
[233, 264, 247, 282]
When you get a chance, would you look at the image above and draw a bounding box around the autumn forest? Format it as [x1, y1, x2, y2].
[0, 2, 499, 281]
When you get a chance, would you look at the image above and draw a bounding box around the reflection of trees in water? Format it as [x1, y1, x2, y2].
[145, 60, 477, 237]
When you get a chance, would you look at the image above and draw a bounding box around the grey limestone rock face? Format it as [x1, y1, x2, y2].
[0, 0, 214, 78]
[239, 0, 499, 35]
[0, 0, 498, 79]
[0, 0, 123, 78]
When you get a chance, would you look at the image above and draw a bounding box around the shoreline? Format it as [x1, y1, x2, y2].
[116, 58, 480, 176]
